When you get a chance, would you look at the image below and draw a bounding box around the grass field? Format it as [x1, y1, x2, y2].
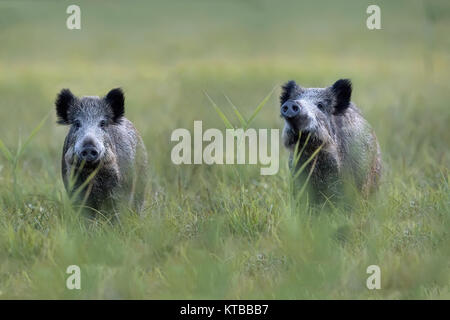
[0, 0, 449, 299]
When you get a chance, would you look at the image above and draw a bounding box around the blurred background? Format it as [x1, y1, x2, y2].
[0, 0, 448, 177]
[0, 0, 448, 299]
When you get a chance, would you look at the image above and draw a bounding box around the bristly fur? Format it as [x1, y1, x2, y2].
[332, 79, 352, 114]
[58, 87, 148, 216]
[105, 88, 125, 123]
[280, 78, 382, 203]
[280, 80, 301, 105]
[55, 89, 76, 125]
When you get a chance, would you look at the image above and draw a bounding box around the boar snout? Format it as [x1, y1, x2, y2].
[76, 137, 103, 164]
[281, 100, 301, 119]
[80, 144, 99, 163]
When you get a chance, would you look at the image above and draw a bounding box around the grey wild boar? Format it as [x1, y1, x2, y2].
[280, 79, 382, 203]
[55, 88, 148, 216]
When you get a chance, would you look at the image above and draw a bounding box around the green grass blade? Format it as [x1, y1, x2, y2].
[294, 132, 311, 167]
[16, 113, 50, 159]
[0, 138, 13, 162]
[297, 155, 318, 199]
[204, 91, 234, 129]
[70, 165, 101, 202]
[246, 86, 275, 128]
[291, 132, 303, 168]
[293, 143, 324, 180]
[224, 94, 247, 128]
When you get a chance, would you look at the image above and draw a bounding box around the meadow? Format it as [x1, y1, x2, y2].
[0, 0, 448, 299]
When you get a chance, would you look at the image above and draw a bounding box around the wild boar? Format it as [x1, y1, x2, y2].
[280, 79, 382, 203]
[55, 88, 148, 217]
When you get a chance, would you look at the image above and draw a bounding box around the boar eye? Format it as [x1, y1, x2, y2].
[317, 102, 324, 110]
[73, 121, 81, 129]
[99, 120, 107, 128]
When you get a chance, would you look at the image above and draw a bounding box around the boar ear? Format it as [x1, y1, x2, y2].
[332, 79, 352, 114]
[280, 80, 301, 105]
[105, 88, 125, 123]
[55, 89, 76, 125]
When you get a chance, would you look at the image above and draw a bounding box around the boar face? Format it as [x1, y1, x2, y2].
[56, 88, 125, 167]
[280, 79, 352, 149]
